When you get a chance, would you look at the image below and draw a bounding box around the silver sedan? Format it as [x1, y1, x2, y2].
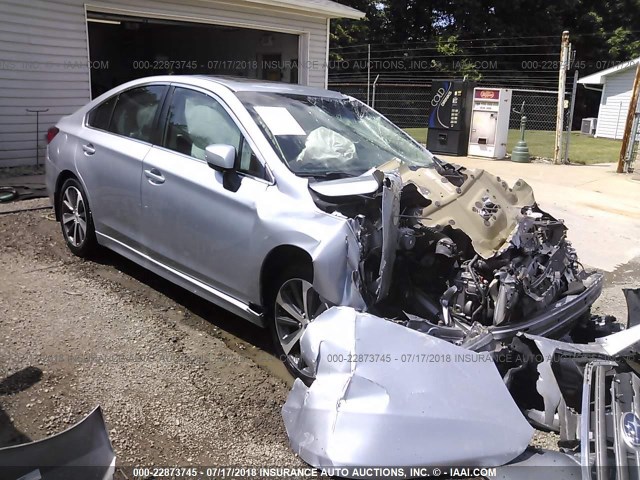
[46, 75, 602, 384]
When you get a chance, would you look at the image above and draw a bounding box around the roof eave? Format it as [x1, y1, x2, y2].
[577, 75, 604, 85]
[578, 57, 640, 85]
[242, 0, 365, 19]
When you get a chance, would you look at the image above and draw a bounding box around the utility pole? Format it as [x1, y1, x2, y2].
[562, 70, 579, 164]
[617, 62, 640, 173]
[554, 31, 570, 164]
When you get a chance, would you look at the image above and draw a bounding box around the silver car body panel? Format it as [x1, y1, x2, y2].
[282, 306, 533, 471]
[95, 231, 265, 323]
[0, 406, 115, 480]
[46, 76, 360, 326]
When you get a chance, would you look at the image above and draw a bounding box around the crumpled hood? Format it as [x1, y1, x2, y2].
[398, 164, 536, 258]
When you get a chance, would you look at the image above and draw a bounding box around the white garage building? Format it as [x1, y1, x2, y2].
[0, 0, 363, 166]
[578, 57, 640, 139]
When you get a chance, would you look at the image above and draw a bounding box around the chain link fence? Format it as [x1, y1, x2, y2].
[328, 81, 570, 160]
[328, 82, 432, 128]
[508, 89, 571, 160]
[624, 109, 640, 172]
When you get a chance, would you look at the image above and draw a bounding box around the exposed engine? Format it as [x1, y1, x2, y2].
[309, 164, 596, 345]
[393, 205, 586, 331]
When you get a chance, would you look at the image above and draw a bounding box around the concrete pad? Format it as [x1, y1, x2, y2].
[0, 174, 45, 188]
[0, 174, 47, 200]
[440, 156, 640, 272]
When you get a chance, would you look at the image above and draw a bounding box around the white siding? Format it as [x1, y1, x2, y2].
[0, 0, 329, 166]
[595, 67, 636, 139]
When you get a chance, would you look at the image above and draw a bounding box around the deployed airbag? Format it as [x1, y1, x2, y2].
[295, 127, 357, 169]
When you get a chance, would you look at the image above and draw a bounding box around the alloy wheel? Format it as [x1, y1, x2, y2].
[274, 278, 328, 378]
[61, 186, 88, 248]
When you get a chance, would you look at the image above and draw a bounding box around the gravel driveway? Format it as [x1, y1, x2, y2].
[0, 201, 638, 469]
[0, 203, 301, 469]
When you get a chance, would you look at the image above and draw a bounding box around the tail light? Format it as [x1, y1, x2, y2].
[46, 127, 59, 144]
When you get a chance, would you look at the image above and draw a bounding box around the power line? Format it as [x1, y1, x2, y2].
[333, 43, 560, 53]
[330, 29, 640, 51]
[330, 34, 565, 50]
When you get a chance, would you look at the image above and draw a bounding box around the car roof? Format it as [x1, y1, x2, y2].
[139, 75, 346, 99]
[197, 75, 345, 99]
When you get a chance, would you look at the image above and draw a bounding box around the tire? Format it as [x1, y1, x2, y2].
[267, 265, 328, 386]
[58, 177, 97, 258]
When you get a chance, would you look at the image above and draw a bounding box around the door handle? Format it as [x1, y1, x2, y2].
[82, 143, 95, 155]
[144, 168, 165, 184]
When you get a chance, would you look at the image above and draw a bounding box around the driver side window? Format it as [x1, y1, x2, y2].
[163, 88, 268, 181]
[164, 88, 242, 161]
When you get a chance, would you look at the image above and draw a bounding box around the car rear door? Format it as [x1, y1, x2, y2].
[140, 85, 271, 302]
[78, 84, 168, 249]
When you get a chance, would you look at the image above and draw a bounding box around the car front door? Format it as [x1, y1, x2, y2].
[140, 86, 271, 302]
[78, 84, 167, 248]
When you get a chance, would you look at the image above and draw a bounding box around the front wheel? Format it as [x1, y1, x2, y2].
[58, 178, 97, 258]
[269, 270, 328, 385]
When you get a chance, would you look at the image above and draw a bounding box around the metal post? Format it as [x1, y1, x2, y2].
[618, 63, 640, 173]
[625, 108, 640, 172]
[563, 70, 579, 164]
[26, 107, 49, 168]
[554, 31, 570, 164]
[366, 44, 371, 106]
[372, 74, 380, 109]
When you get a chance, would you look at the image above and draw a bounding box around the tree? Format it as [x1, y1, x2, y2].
[330, 0, 640, 86]
[330, 0, 385, 61]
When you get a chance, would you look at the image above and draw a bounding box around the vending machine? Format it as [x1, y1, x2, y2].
[426, 80, 475, 156]
[468, 88, 512, 159]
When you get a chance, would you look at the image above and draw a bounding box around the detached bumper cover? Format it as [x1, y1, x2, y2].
[0, 406, 115, 480]
[282, 307, 533, 472]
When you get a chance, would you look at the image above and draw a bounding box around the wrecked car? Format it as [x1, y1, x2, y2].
[46, 75, 602, 383]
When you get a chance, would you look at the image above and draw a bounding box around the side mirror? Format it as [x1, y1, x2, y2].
[205, 144, 236, 171]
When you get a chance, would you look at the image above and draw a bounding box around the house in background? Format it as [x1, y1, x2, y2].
[0, 0, 364, 167]
[578, 57, 640, 139]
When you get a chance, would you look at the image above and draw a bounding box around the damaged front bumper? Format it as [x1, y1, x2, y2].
[282, 307, 534, 472]
[490, 271, 603, 340]
[282, 290, 640, 479]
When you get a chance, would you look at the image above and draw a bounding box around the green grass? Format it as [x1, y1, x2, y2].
[403, 128, 623, 165]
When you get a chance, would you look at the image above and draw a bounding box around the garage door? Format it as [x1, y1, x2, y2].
[87, 12, 300, 98]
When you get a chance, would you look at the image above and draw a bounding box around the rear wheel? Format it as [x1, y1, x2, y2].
[268, 267, 328, 385]
[58, 178, 97, 258]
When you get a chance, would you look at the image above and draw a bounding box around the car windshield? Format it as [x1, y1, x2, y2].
[236, 91, 435, 177]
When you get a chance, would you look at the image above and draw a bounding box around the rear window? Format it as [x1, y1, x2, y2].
[109, 85, 166, 143]
[87, 96, 116, 130]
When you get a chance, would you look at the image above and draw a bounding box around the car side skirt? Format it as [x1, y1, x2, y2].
[96, 232, 265, 327]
